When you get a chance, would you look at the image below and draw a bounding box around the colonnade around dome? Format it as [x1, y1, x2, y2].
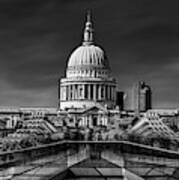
[60, 81, 116, 100]
[60, 82, 116, 109]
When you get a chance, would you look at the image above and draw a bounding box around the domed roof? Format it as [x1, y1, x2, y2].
[68, 44, 109, 68]
[67, 12, 110, 70]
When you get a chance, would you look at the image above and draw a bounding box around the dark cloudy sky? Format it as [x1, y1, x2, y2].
[0, 0, 179, 108]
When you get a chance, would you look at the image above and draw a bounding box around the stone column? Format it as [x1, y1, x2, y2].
[68, 85, 70, 100]
[70, 85, 72, 100]
[93, 84, 96, 100]
[66, 85, 69, 100]
[96, 85, 98, 100]
[71, 85, 73, 100]
[105, 85, 108, 100]
[98, 114, 101, 126]
[89, 115, 92, 128]
[98, 85, 101, 100]
[72, 85, 74, 100]
[63, 86, 65, 100]
[78, 85, 81, 99]
[83, 117, 85, 126]
[103, 85, 106, 100]
[82, 84, 85, 99]
[71, 85, 74, 100]
[104, 116, 108, 126]
[62, 86, 65, 101]
[110, 86, 113, 100]
[75, 85, 77, 100]
[97, 115, 99, 126]
[79, 84, 84, 100]
[91, 84, 93, 100]
[74, 85, 77, 100]
[112, 86, 114, 100]
[88, 84, 91, 100]
[108, 86, 110, 100]
[77, 85, 79, 100]
[85, 116, 88, 127]
[110, 86, 112, 100]
[101, 116, 103, 126]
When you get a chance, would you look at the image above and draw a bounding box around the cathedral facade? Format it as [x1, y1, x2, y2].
[58, 13, 119, 127]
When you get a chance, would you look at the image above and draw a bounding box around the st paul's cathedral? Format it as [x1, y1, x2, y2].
[58, 13, 120, 128]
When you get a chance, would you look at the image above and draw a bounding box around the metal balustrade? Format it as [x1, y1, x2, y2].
[0, 141, 179, 168]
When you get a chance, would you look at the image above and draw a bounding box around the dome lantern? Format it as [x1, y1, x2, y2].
[83, 11, 94, 45]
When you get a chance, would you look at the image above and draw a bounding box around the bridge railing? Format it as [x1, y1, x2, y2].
[0, 141, 66, 167]
[0, 140, 179, 168]
[66, 141, 179, 159]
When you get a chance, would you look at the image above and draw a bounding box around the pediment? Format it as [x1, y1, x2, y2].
[83, 105, 108, 114]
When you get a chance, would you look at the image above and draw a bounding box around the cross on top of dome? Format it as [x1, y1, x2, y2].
[83, 10, 94, 45]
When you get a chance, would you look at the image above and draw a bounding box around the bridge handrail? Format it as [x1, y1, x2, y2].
[66, 140, 179, 155]
[0, 140, 66, 155]
[0, 140, 179, 156]
[0, 140, 178, 165]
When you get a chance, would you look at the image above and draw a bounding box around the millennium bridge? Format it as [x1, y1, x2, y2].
[0, 141, 179, 180]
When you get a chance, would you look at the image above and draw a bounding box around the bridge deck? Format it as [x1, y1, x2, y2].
[0, 141, 178, 180]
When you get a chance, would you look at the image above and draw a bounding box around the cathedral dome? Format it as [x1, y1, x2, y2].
[67, 44, 109, 69]
[59, 12, 117, 110]
[66, 12, 110, 79]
